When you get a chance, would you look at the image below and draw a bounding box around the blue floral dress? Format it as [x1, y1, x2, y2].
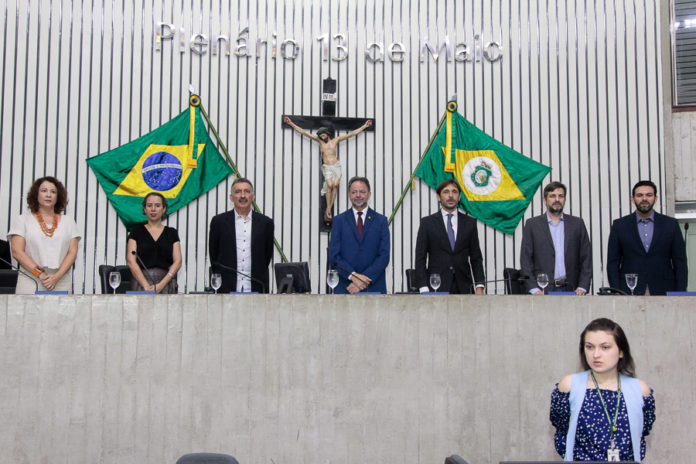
[550, 385, 656, 461]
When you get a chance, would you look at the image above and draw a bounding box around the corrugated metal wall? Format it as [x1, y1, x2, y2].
[0, 0, 665, 294]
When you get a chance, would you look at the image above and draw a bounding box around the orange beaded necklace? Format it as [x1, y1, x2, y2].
[34, 212, 60, 237]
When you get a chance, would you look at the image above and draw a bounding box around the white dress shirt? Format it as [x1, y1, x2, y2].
[352, 207, 368, 223]
[234, 209, 252, 292]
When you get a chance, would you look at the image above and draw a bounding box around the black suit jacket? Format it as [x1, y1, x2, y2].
[519, 213, 593, 292]
[414, 211, 485, 294]
[209, 210, 274, 293]
[607, 211, 687, 295]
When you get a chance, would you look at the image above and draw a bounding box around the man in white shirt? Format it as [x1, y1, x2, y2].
[209, 178, 274, 293]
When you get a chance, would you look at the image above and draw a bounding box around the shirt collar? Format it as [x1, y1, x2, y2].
[636, 211, 655, 223]
[234, 209, 252, 221]
[546, 212, 564, 224]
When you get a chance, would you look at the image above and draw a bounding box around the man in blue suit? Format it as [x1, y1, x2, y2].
[328, 176, 390, 294]
[607, 180, 687, 295]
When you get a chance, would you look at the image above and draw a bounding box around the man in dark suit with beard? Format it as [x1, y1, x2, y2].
[414, 179, 485, 294]
[209, 177, 274, 293]
[520, 181, 593, 294]
[607, 180, 687, 295]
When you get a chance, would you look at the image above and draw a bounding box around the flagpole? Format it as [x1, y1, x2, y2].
[387, 111, 448, 226]
[198, 100, 289, 263]
[198, 102, 240, 178]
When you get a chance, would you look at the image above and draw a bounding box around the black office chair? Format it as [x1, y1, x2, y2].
[503, 268, 525, 294]
[98, 264, 133, 294]
[445, 455, 469, 464]
[0, 269, 18, 294]
[404, 268, 419, 293]
[176, 453, 239, 464]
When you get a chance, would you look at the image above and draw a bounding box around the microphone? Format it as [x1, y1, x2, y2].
[0, 255, 39, 293]
[212, 261, 266, 293]
[331, 261, 370, 287]
[131, 250, 156, 293]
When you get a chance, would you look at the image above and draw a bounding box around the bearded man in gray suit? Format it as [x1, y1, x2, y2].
[520, 182, 593, 295]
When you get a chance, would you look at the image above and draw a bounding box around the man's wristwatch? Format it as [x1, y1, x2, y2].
[31, 266, 44, 278]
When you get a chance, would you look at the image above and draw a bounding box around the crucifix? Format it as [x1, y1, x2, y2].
[282, 78, 374, 232]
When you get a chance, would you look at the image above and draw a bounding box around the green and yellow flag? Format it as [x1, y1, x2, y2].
[86, 95, 234, 229]
[415, 101, 550, 234]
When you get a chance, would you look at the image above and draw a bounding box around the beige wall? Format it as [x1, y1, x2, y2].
[1, 294, 694, 463]
[672, 112, 696, 202]
[664, 0, 696, 206]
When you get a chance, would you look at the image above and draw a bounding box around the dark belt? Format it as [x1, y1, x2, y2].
[554, 279, 567, 287]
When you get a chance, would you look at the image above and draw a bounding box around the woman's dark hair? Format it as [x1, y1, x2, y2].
[579, 318, 635, 377]
[142, 192, 168, 217]
[26, 176, 68, 214]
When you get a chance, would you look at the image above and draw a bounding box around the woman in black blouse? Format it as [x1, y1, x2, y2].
[126, 192, 182, 293]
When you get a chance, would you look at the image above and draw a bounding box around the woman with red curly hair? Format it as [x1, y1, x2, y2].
[7, 176, 81, 293]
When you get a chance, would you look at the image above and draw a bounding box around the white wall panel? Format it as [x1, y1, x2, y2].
[0, 0, 666, 293]
[673, 111, 696, 202]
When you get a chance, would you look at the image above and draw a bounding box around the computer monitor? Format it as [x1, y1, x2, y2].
[274, 262, 311, 293]
[0, 239, 12, 270]
[0, 269, 18, 294]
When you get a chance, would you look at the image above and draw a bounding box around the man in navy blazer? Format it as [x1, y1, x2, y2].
[607, 180, 687, 295]
[328, 177, 390, 294]
[414, 179, 485, 294]
[209, 178, 274, 293]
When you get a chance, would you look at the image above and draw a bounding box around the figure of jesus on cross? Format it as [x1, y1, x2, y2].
[284, 117, 372, 225]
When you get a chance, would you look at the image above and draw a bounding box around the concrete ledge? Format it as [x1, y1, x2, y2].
[0, 295, 692, 463]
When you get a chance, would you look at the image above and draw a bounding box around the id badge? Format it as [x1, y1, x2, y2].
[607, 447, 620, 462]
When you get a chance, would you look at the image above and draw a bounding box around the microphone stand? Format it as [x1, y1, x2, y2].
[0, 256, 39, 293]
[131, 251, 156, 293]
[212, 261, 266, 293]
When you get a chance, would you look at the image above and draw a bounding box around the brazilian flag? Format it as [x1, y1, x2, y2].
[87, 95, 234, 229]
[415, 101, 550, 235]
